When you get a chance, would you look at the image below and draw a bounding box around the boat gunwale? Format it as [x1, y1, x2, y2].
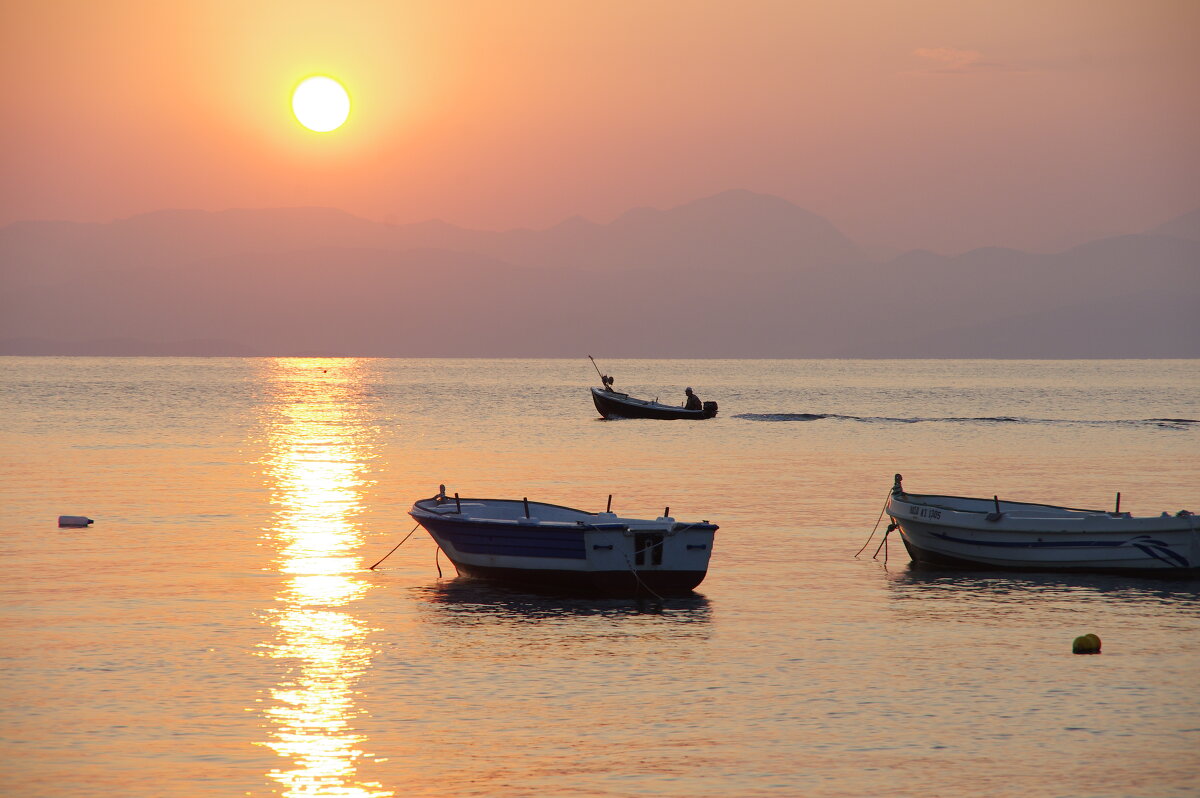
[411, 495, 717, 530]
[890, 493, 1197, 535]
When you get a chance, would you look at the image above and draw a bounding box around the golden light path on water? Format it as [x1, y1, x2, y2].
[257, 358, 392, 798]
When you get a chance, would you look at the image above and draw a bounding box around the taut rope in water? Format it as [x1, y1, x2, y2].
[621, 555, 664, 601]
[873, 523, 895, 565]
[855, 489, 893, 558]
[369, 522, 421, 570]
[622, 537, 666, 601]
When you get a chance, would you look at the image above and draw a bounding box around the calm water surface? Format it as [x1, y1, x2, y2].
[1, 358, 1198, 797]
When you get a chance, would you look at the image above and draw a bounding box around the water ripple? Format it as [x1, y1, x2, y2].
[735, 413, 1198, 429]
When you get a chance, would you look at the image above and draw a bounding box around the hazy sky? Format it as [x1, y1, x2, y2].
[2, 0, 1197, 253]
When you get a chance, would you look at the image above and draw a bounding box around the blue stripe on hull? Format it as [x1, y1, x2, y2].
[423, 518, 587, 559]
[451, 561, 708, 597]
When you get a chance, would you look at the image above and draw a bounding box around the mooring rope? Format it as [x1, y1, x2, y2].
[873, 523, 895, 564]
[368, 521, 421, 570]
[621, 539, 666, 601]
[855, 490, 893, 558]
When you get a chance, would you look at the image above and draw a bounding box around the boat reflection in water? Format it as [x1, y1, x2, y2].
[413, 578, 713, 628]
[257, 359, 391, 798]
[885, 566, 1200, 619]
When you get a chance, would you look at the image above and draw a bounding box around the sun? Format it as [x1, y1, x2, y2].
[292, 76, 350, 132]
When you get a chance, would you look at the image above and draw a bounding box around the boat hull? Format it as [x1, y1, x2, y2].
[887, 492, 1200, 575]
[411, 497, 717, 597]
[591, 387, 717, 420]
[445, 561, 709, 596]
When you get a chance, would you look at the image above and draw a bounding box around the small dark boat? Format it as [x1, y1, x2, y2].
[590, 386, 718, 420]
[410, 487, 718, 596]
[585, 356, 717, 420]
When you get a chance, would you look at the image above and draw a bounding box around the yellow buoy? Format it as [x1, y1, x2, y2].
[1072, 633, 1102, 654]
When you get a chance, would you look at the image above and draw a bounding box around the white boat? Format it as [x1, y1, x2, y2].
[410, 487, 718, 596]
[886, 474, 1199, 574]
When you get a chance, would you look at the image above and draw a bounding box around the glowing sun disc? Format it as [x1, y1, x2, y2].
[292, 77, 350, 132]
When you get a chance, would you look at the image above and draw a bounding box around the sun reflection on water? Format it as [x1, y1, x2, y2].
[257, 358, 391, 798]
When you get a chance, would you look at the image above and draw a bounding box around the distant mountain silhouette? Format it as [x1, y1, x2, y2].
[0, 207, 388, 285]
[478, 189, 863, 271]
[0, 337, 261, 357]
[888, 288, 1198, 358]
[1146, 208, 1200, 242]
[1, 195, 1196, 357]
[0, 190, 859, 282]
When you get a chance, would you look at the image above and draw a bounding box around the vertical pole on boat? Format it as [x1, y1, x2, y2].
[993, 495, 1001, 514]
[588, 355, 606, 387]
[606, 494, 612, 512]
[663, 506, 669, 518]
[523, 497, 530, 518]
[454, 493, 462, 513]
[1115, 492, 1121, 513]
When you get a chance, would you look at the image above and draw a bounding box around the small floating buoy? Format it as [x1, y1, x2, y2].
[1072, 633, 1102, 654]
[58, 515, 93, 528]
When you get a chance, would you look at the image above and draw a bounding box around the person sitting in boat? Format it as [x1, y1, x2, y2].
[683, 387, 702, 411]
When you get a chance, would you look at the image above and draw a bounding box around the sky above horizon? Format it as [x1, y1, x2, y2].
[2, 0, 1197, 254]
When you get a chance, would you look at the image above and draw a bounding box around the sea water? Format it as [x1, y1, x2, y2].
[1, 357, 1197, 797]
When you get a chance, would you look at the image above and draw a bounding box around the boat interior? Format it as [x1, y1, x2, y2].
[592, 387, 669, 408]
[902, 493, 1111, 518]
[415, 496, 701, 530]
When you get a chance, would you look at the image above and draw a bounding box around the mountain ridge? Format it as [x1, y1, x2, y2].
[1, 192, 1196, 357]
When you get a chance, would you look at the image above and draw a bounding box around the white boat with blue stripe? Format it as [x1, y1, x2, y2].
[410, 487, 718, 596]
[886, 474, 1199, 575]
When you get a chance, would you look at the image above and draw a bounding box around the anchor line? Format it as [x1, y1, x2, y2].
[369, 522, 421, 570]
[873, 523, 896, 564]
[620, 551, 665, 601]
[856, 490, 893, 558]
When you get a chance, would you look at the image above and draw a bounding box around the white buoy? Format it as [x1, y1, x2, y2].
[58, 515, 93, 528]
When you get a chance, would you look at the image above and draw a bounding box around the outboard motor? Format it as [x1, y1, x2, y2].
[702, 400, 718, 419]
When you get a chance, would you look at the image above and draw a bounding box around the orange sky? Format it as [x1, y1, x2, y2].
[2, 0, 1197, 253]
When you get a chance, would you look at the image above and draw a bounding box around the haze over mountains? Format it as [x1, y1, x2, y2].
[1, 190, 1196, 357]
